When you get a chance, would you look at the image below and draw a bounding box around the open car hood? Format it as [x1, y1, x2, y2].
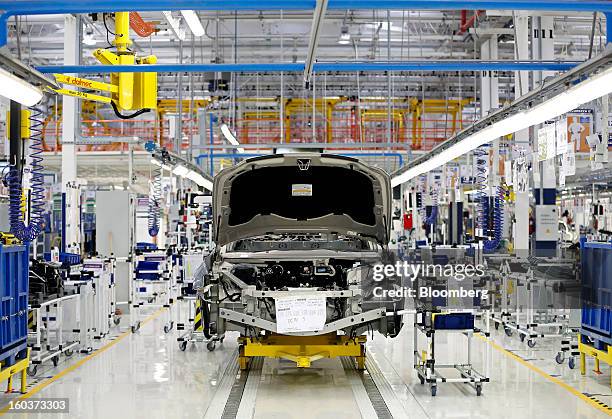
[212, 153, 392, 247]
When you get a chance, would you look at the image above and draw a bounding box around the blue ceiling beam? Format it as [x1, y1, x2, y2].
[0, 0, 610, 13]
[1, 1, 609, 46]
[35, 61, 580, 75]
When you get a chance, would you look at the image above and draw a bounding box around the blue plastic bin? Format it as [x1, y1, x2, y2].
[136, 260, 163, 280]
[433, 312, 474, 330]
[580, 241, 612, 346]
[0, 244, 29, 363]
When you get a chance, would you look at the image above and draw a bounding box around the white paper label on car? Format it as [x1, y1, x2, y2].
[275, 296, 326, 333]
[291, 184, 313, 196]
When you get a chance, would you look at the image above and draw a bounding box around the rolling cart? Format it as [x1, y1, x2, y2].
[414, 311, 489, 396]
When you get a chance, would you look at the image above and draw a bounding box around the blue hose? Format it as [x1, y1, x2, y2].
[483, 186, 504, 252]
[148, 165, 162, 237]
[7, 107, 46, 242]
[474, 148, 489, 234]
[474, 146, 504, 252]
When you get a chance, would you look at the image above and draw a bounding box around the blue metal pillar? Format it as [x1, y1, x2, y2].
[209, 113, 215, 177]
[607, 13, 612, 44]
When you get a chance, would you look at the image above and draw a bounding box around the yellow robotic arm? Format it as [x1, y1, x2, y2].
[52, 11, 157, 119]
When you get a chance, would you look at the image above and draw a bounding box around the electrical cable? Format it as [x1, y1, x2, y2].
[110, 102, 151, 119]
[103, 13, 115, 49]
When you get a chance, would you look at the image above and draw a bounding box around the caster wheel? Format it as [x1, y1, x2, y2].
[430, 386, 437, 397]
[419, 376, 425, 385]
[494, 323, 499, 330]
[27, 365, 38, 377]
[519, 334, 526, 342]
[179, 341, 187, 352]
[527, 339, 536, 348]
[164, 322, 173, 334]
[568, 357, 576, 369]
[64, 349, 74, 357]
[206, 341, 216, 352]
[52, 355, 59, 367]
[555, 352, 565, 364]
[131, 321, 141, 333]
[504, 328, 512, 337]
[476, 385, 482, 396]
[114, 317, 121, 326]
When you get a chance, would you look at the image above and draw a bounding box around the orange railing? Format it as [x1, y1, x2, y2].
[1, 102, 472, 153]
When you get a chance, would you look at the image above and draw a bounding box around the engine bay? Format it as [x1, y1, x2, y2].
[231, 260, 354, 290]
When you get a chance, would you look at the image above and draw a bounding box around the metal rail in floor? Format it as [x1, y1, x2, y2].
[203, 351, 407, 419]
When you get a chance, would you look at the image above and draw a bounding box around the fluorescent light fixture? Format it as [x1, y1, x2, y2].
[83, 32, 97, 46]
[220, 123, 245, 153]
[186, 170, 213, 191]
[338, 26, 351, 45]
[162, 11, 186, 40]
[0, 67, 43, 107]
[172, 164, 189, 176]
[367, 22, 403, 32]
[391, 65, 612, 187]
[180, 10, 205, 37]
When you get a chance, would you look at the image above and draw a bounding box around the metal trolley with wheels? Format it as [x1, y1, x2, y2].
[414, 310, 489, 397]
[177, 295, 223, 352]
[26, 294, 81, 377]
[130, 251, 174, 333]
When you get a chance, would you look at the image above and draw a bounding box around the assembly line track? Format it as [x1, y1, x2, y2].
[203, 351, 405, 419]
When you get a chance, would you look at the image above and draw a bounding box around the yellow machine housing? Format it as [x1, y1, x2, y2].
[92, 12, 157, 111]
[53, 11, 157, 112]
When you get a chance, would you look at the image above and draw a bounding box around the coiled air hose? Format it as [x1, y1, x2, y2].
[474, 147, 504, 252]
[483, 186, 505, 252]
[6, 107, 46, 242]
[474, 147, 489, 235]
[147, 164, 162, 237]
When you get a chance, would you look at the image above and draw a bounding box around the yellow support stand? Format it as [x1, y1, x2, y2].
[238, 333, 366, 370]
[578, 335, 612, 389]
[0, 349, 30, 394]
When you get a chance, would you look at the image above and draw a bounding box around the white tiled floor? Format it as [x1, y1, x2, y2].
[1, 309, 610, 418]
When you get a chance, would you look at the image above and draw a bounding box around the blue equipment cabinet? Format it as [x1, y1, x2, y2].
[580, 240, 612, 349]
[0, 244, 29, 364]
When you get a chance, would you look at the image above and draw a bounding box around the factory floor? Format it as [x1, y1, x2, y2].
[1, 306, 610, 418]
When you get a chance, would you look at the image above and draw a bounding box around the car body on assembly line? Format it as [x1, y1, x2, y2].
[198, 153, 405, 347]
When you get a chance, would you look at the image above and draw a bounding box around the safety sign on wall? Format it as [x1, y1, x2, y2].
[535, 205, 558, 242]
